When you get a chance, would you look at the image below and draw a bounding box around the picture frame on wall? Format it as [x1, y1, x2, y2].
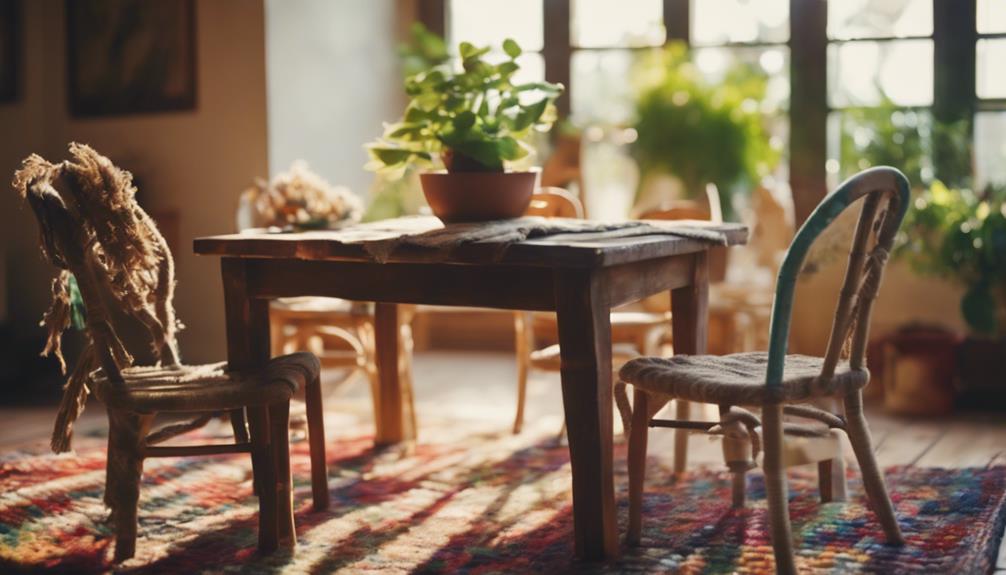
[0, 0, 19, 103]
[66, 0, 197, 117]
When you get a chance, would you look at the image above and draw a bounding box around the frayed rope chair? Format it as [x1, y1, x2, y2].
[617, 167, 909, 574]
[13, 144, 328, 561]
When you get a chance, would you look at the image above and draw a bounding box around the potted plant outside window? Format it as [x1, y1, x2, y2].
[366, 38, 563, 223]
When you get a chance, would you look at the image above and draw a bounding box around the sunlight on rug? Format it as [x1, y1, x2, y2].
[1, 414, 1004, 574]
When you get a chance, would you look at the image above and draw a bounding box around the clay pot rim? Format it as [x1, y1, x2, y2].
[421, 168, 542, 176]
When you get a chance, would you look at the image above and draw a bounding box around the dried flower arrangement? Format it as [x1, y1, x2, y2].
[239, 161, 363, 230]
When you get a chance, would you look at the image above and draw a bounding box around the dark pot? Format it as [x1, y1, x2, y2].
[956, 336, 1006, 409]
[419, 171, 537, 224]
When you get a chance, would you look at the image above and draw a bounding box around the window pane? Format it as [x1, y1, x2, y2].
[827, 108, 934, 189]
[571, 50, 636, 125]
[977, 39, 1006, 99]
[978, 0, 1006, 34]
[828, 40, 933, 107]
[692, 46, 790, 181]
[828, 0, 932, 40]
[975, 112, 1006, 190]
[448, 0, 543, 52]
[571, 0, 664, 48]
[691, 0, 789, 45]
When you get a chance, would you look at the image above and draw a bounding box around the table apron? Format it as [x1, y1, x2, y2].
[230, 253, 699, 312]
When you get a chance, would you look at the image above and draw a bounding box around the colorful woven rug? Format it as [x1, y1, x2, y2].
[1, 417, 1004, 574]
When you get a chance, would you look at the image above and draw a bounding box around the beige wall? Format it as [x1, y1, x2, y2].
[0, 0, 269, 363]
[791, 261, 966, 354]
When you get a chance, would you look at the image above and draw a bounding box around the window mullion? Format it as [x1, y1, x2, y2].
[789, 0, 828, 225]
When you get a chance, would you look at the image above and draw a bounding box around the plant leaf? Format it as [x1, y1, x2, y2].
[453, 111, 476, 133]
[502, 38, 522, 59]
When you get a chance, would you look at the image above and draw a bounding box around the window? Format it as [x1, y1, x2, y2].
[690, 0, 791, 187]
[825, 0, 934, 187]
[436, 0, 1001, 222]
[975, 1, 1006, 190]
[447, 0, 545, 84]
[569, 0, 665, 126]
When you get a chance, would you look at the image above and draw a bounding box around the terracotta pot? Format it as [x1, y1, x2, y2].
[875, 325, 960, 416]
[419, 171, 536, 223]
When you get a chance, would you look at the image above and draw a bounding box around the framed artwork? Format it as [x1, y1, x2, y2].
[66, 0, 197, 117]
[0, 0, 19, 103]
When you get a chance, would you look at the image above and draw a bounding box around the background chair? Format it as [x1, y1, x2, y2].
[15, 145, 328, 561]
[618, 167, 910, 574]
[512, 187, 671, 434]
[270, 298, 417, 435]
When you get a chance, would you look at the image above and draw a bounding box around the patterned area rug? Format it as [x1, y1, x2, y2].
[1, 417, 1004, 574]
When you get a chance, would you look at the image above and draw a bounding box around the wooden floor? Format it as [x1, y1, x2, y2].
[2, 350, 1004, 570]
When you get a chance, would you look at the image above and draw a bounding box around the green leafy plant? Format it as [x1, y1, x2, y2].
[398, 23, 450, 79]
[630, 42, 780, 217]
[836, 99, 972, 189]
[367, 38, 563, 174]
[897, 181, 1006, 336]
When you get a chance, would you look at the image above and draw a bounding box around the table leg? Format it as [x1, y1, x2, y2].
[555, 270, 619, 561]
[222, 259, 291, 542]
[374, 303, 417, 445]
[670, 252, 709, 475]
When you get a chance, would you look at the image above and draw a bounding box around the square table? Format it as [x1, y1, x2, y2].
[195, 217, 747, 561]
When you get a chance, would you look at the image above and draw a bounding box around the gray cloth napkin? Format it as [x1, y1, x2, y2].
[361, 216, 731, 263]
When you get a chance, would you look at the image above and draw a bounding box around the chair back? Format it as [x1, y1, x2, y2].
[638, 183, 723, 223]
[15, 145, 180, 382]
[765, 167, 910, 389]
[524, 187, 584, 219]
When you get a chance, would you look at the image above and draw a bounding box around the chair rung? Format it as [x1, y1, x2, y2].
[649, 419, 719, 431]
[144, 443, 252, 458]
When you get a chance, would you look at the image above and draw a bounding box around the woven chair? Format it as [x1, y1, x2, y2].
[14, 145, 328, 562]
[512, 188, 671, 434]
[618, 167, 909, 574]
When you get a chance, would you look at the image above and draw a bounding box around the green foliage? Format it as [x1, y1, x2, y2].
[398, 23, 450, 79]
[68, 274, 86, 330]
[836, 100, 972, 189]
[367, 37, 564, 174]
[630, 42, 779, 213]
[897, 181, 1006, 336]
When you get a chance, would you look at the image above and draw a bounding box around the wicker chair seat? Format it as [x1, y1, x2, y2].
[619, 352, 869, 405]
[91, 352, 320, 413]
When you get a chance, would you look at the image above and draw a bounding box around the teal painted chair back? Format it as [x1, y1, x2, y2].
[765, 167, 911, 389]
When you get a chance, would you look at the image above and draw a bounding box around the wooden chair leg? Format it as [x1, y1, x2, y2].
[359, 321, 383, 434]
[818, 460, 834, 503]
[513, 354, 529, 434]
[718, 405, 747, 508]
[106, 410, 149, 562]
[270, 401, 296, 547]
[844, 391, 904, 545]
[247, 406, 278, 554]
[673, 399, 690, 475]
[817, 397, 847, 502]
[230, 408, 250, 445]
[627, 388, 650, 545]
[305, 372, 330, 511]
[763, 404, 797, 575]
[400, 322, 419, 439]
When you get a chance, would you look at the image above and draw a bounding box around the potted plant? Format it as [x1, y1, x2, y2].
[897, 181, 1006, 406]
[366, 38, 563, 223]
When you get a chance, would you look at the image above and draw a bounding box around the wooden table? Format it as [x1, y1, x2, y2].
[195, 217, 746, 561]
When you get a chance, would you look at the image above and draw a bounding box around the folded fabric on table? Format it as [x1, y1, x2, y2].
[360, 216, 733, 263]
